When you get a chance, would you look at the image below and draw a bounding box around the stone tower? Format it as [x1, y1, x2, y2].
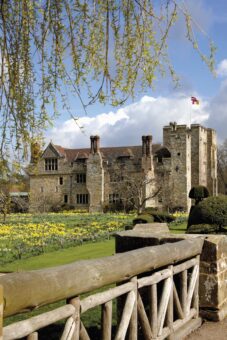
[163, 123, 191, 212]
[191, 125, 217, 195]
[86, 136, 104, 212]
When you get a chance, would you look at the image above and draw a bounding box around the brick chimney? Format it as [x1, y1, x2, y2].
[90, 136, 95, 154]
[90, 135, 100, 154]
[146, 135, 152, 156]
[142, 135, 152, 157]
[94, 135, 100, 153]
[142, 136, 146, 156]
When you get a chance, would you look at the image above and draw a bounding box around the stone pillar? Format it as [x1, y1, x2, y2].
[87, 135, 104, 212]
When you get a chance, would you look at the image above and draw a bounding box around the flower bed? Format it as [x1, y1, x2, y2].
[0, 212, 134, 264]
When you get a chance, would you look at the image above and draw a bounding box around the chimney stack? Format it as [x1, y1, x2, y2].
[142, 136, 146, 156]
[90, 136, 95, 154]
[142, 135, 152, 156]
[146, 135, 152, 156]
[90, 135, 100, 154]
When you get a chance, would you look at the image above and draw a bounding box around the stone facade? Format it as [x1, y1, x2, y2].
[29, 123, 217, 212]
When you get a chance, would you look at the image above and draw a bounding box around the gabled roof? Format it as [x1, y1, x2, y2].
[43, 143, 162, 163]
[42, 142, 65, 158]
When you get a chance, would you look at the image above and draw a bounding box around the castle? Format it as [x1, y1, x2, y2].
[29, 123, 218, 213]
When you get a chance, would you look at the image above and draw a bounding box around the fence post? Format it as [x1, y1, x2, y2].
[0, 285, 3, 340]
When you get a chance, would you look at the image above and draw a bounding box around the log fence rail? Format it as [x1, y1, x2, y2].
[0, 238, 204, 340]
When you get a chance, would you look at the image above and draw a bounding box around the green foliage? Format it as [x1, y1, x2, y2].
[189, 185, 209, 204]
[133, 214, 154, 225]
[0, 0, 216, 161]
[186, 224, 220, 234]
[187, 195, 227, 231]
[150, 211, 175, 223]
[144, 208, 175, 223]
[0, 212, 134, 264]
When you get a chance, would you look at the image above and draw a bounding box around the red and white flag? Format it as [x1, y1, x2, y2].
[191, 96, 199, 105]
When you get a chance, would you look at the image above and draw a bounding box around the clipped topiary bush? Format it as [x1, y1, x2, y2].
[187, 195, 227, 232]
[189, 185, 209, 205]
[144, 208, 175, 223]
[150, 211, 175, 223]
[186, 224, 219, 234]
[133, 214, 154, 225]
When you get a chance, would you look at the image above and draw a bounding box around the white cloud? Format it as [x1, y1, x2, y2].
[47, 95, 209, 148]
[216, 59, 227, 77]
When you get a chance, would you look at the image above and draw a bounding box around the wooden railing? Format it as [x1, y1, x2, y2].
[0, 238, 204, 339]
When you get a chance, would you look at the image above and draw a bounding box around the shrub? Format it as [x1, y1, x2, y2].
[189, 185, 209, 205]
[133, 214, 154, 225]
[186, 224, 219, 234]
[150, 211, 175, 223]
[51, 203, 75, 212]
[144, 207, 158, 214]
[187, 195, 227, 232]
[144, 208, 175, 223]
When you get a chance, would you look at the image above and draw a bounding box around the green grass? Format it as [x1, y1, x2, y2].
[1, 218, 188, 338]
[169, 221, 187, 234]
[3, 238, 117, 339]
[0, 238, 115, 272]
[0, 211, 134, 264]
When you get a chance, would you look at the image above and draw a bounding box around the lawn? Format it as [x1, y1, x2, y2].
[0, 211, 134, 265]
[0, 238, 115, 272]
[1, 211, 188, 338]
[0, 211, 187, 270]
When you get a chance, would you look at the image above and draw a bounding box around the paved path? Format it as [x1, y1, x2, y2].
[186, 319, 227, 339]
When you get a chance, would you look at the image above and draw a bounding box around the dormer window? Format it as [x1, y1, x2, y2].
[45, 158, 58, 171]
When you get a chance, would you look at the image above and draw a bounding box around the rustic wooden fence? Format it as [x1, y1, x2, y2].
[0, 238, 204, 339]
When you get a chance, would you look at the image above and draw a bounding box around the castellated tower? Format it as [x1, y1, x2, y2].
[191, 125, 217, 195]
[163, 123, 191, 212]
[86, 135, 104, 212]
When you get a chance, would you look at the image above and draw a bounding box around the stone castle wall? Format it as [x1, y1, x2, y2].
[163, 124, 191, 211]
[29, 123, 217, 213]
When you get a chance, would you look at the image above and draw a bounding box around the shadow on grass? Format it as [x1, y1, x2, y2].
[37, 324, 117, 339]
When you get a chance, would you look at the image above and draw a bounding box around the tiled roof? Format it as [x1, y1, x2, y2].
[53, 144, 162, 162]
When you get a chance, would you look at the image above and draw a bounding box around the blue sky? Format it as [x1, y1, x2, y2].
[47, 0, 227, 148]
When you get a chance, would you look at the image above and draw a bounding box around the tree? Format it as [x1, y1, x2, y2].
[112, 172, 161, 214]
[0, 187, 11, 222]
[218, 139, 227, 195]
[0, 160, 29, 220]
[0, 0, 215, 161]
